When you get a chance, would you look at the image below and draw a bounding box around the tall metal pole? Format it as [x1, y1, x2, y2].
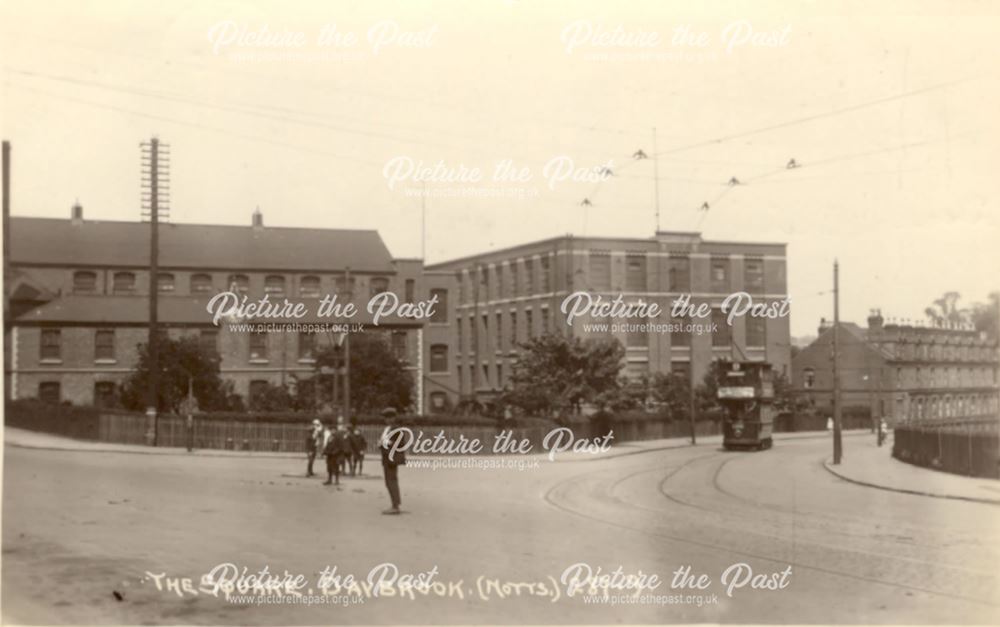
[689, 363, 697, 445]
[2, 141, 10, 402]
[832, 259, 843, 464]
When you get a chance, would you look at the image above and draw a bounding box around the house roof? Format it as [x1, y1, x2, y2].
[15, 295, 421, 327]
[8, 217, 396, 273]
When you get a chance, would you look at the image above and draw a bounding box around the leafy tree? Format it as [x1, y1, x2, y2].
[314, 332, 413, 415]
[968, 292, 999, 340]
[121, 335, 238, 414]
[649, 371, 692, 422]
[924, 291, 965, 325]
[247, 381, 296, 412]
[504, 334, 625, 415]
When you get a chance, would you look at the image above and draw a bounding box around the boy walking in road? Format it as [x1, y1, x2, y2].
[379, 408, 406, 514]
[349, 426, 367, 476]
[306, 419, 323, 477]
[323, 423, 350, 486]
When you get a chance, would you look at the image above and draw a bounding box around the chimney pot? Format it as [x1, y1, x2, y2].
[71, 200, 83, 224]
[252, 206, 263, 229]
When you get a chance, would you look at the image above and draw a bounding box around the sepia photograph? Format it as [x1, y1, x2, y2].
[1, 0, 998, 625]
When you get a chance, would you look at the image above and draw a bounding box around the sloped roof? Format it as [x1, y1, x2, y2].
[15, 295, 421, 327]
[9, 217, 395, 273]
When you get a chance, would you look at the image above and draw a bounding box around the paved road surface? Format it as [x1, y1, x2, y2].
[3, 435, 998, 624]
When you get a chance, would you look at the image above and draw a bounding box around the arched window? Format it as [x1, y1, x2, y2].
[264, 275, 286, 295]
[112, 272, 135, 293]
[228, 274, 249, 294]
[429, 392, 448, 413]
[429, 344, 448, 373]
[190, 273, 213, 293]
[157, 273, 175, 293]
[299, 275, 321, 298]
[73, 270, 97, 293]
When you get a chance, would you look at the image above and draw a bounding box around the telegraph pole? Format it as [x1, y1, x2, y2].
[141, 137, 169, 446]
[343, 267, 352, 422]
[832, 259, 843, 464]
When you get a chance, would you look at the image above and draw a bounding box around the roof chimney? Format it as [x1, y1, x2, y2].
[252, 206, 263, 230]
[867, 308, 883, 333]
[71, 200, 83, 224]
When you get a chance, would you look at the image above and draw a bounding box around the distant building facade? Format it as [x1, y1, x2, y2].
[6, 211, 793, 414]
[426, 231, 791, 401]
[791, 311, 999, 423]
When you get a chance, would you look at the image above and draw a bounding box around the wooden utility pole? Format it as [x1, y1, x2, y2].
[2, 141, 10, 402]
[141, 137, 169, 446]
[832, 259, 843, 464]
[652, 127, 660, 232]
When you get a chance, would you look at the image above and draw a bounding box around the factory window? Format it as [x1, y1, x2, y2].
[429, 392, 448, 413]
[112, 272, 136, 293]
[73, 270, 97, 293]
[803, 368, 816, 389]
[525, 310, 534, 339]
[264, 275, 286, 296]
[626, 314, 648, 347]
[710, 258, 729, 293]
[392, 331, 408, 361]
[511, 311, 519, 345]
[40, 329, 61, 361]
[95, 329, 115, 361]
[298, 331, 316, 361]
[712, 309, 730, 347]
[589, 251, 611, 290]
[405, 279, 415, 303]
[249, 380, 269, 404]
[38, 381, 61, 403]
[300, 275, 321, 298]
[671, 316, 691, 347]
[524, 258, 535, 294]
[190, 273, 213, 293]
[430, 344, 449, 373]
[746, 316, 766, 347]
[625, 254, 647, 291]
[370, 277, 390, 297]
[249, 330, 268, 361]
[496, 312, 503, 350]
[540, 255, 551, 292]
[744, 258, 764, 293]
[430, 288, 448, 323]
[157, 273, 175, 293]
[228, 274, 249, 294]
[668, 256, 690, 292]
[94, 382, 116, 408]
[509, 262, 519, 294]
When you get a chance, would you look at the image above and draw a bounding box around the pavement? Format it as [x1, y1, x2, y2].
[823, 433, 1000, 505]
[4, 431, 998, 624]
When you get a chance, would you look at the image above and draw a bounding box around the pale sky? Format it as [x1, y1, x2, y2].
[2, 0, 998, 337]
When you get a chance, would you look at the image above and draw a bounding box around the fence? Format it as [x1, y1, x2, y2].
[892, 419, 999, 479]
[96, 413, 553, 455]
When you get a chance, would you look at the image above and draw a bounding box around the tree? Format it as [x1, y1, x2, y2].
[504, 335, 625, 415]
[120, 336, 238, 414]
[968, 291, 999, 340]
[924, 291, 965, 326]
[649, 371, 692, 422]
[314, 332, 413, 415]
[247, 381, 295, 412]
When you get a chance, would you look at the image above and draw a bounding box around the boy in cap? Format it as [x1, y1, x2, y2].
[379, 408, 406, 514]
[306, 418, 323, 477]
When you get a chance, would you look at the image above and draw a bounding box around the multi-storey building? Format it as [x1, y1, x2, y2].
[5, 205, 457, 413]
[426, 231, 791, 401]
[791, 311, 1000, 423]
